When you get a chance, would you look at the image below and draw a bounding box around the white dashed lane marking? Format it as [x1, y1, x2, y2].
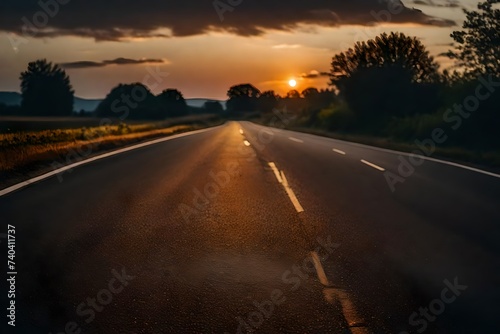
[268, 162, 283, 183]
[280, 171, 304, 213]
[268, 162, 303, 213]
[360, 159, 385, 172]
[267, 160, 369, 334]
[289, 137, 304, 143]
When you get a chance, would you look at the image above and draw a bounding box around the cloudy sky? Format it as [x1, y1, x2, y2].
[0, 0, 479, 99]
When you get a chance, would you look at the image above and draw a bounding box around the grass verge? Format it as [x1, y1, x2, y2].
[292, 126, 500, 171]
[253, 115, 500, 172]
[0, 116, 223, 189]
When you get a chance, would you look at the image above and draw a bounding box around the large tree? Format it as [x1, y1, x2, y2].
[302, 88, 336, 112]
[226, 84, 261, 113]
[301, 87, 319, 99]
[442, 1, 500, 148]
[20, 59, 74, 116]
[285, 90, 301, 99]
[331, 32, 440, 85]
[446, 0, 500, 78]
[157, 88, 188, 117]
[330, 32, 441, 124]
[257, 90, 280, 113]
[95, 83, 157, 120]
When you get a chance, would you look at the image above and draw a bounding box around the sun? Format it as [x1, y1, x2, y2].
[288, 79, 297, 88]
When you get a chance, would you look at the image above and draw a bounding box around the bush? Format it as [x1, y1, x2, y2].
[385, 112, 445, 141]
[316, 103, 356, 132]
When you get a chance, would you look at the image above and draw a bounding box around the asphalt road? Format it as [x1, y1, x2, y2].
[1, 121, 499, 334]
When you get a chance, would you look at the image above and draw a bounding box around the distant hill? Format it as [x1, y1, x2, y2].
[186, 98, 227, 110]
[0, 92, 22, 106]
[73, 97, 102, 112]
[0, 92, 101, 112]
[0, 92, 226, 112]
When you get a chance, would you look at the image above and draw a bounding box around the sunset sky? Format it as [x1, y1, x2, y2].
[0, 0, 479, 100]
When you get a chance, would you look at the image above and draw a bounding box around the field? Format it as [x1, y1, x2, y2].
[0, 114, 222, 186]
[0, 114, 217, 133]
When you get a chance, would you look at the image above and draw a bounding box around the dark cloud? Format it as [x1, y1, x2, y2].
[433, 42, 454, 46]
[413, 0, 461, 8]
[102, 58, 164, 65]
[301, 70, 330, 79]
[0, 0, 456, 41]
[61, 58, 165, 69]
[60, 61, 105, 69]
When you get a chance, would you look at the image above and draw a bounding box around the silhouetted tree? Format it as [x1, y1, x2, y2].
[282, 90, 307, 114]
[285, 90, 301, 99]
[203, 101, 224, 114]
[95, 83, 156, 120]
[301, 88, 337, 113]
[446, 0, 500, 78]
[442, 1, 500, 149]
[226, 83, 261, 113]
[258, 90, 279, 112]
[330, 32, 441, 128]
[294, 88, 338, 126]
[301, 87, 319, 99]
[331, 32, 440, 85]
[20, 59, 74, 116]
[158, 89, 188, 117]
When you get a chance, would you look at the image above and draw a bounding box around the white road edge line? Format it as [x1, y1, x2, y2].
[280, 170, 304, 213]
[0, 126, 219, 197]
[288, 137, 304, 143]
[333, 149, 346, 155]
[239, 128, 244, 135]
[361, 159, 385, 172]
[257, 122, 500, 179]
[243, 140, 251, 147]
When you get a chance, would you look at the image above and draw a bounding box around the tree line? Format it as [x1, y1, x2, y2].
[0, 59, 193, 119]
[242, 0, 498, 151]
[319, 0, 500, 150]
[2, 0, 498, 151]
[95, 83, 189, 120]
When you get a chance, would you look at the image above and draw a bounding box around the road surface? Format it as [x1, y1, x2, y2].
[1, 121, 499, 333]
